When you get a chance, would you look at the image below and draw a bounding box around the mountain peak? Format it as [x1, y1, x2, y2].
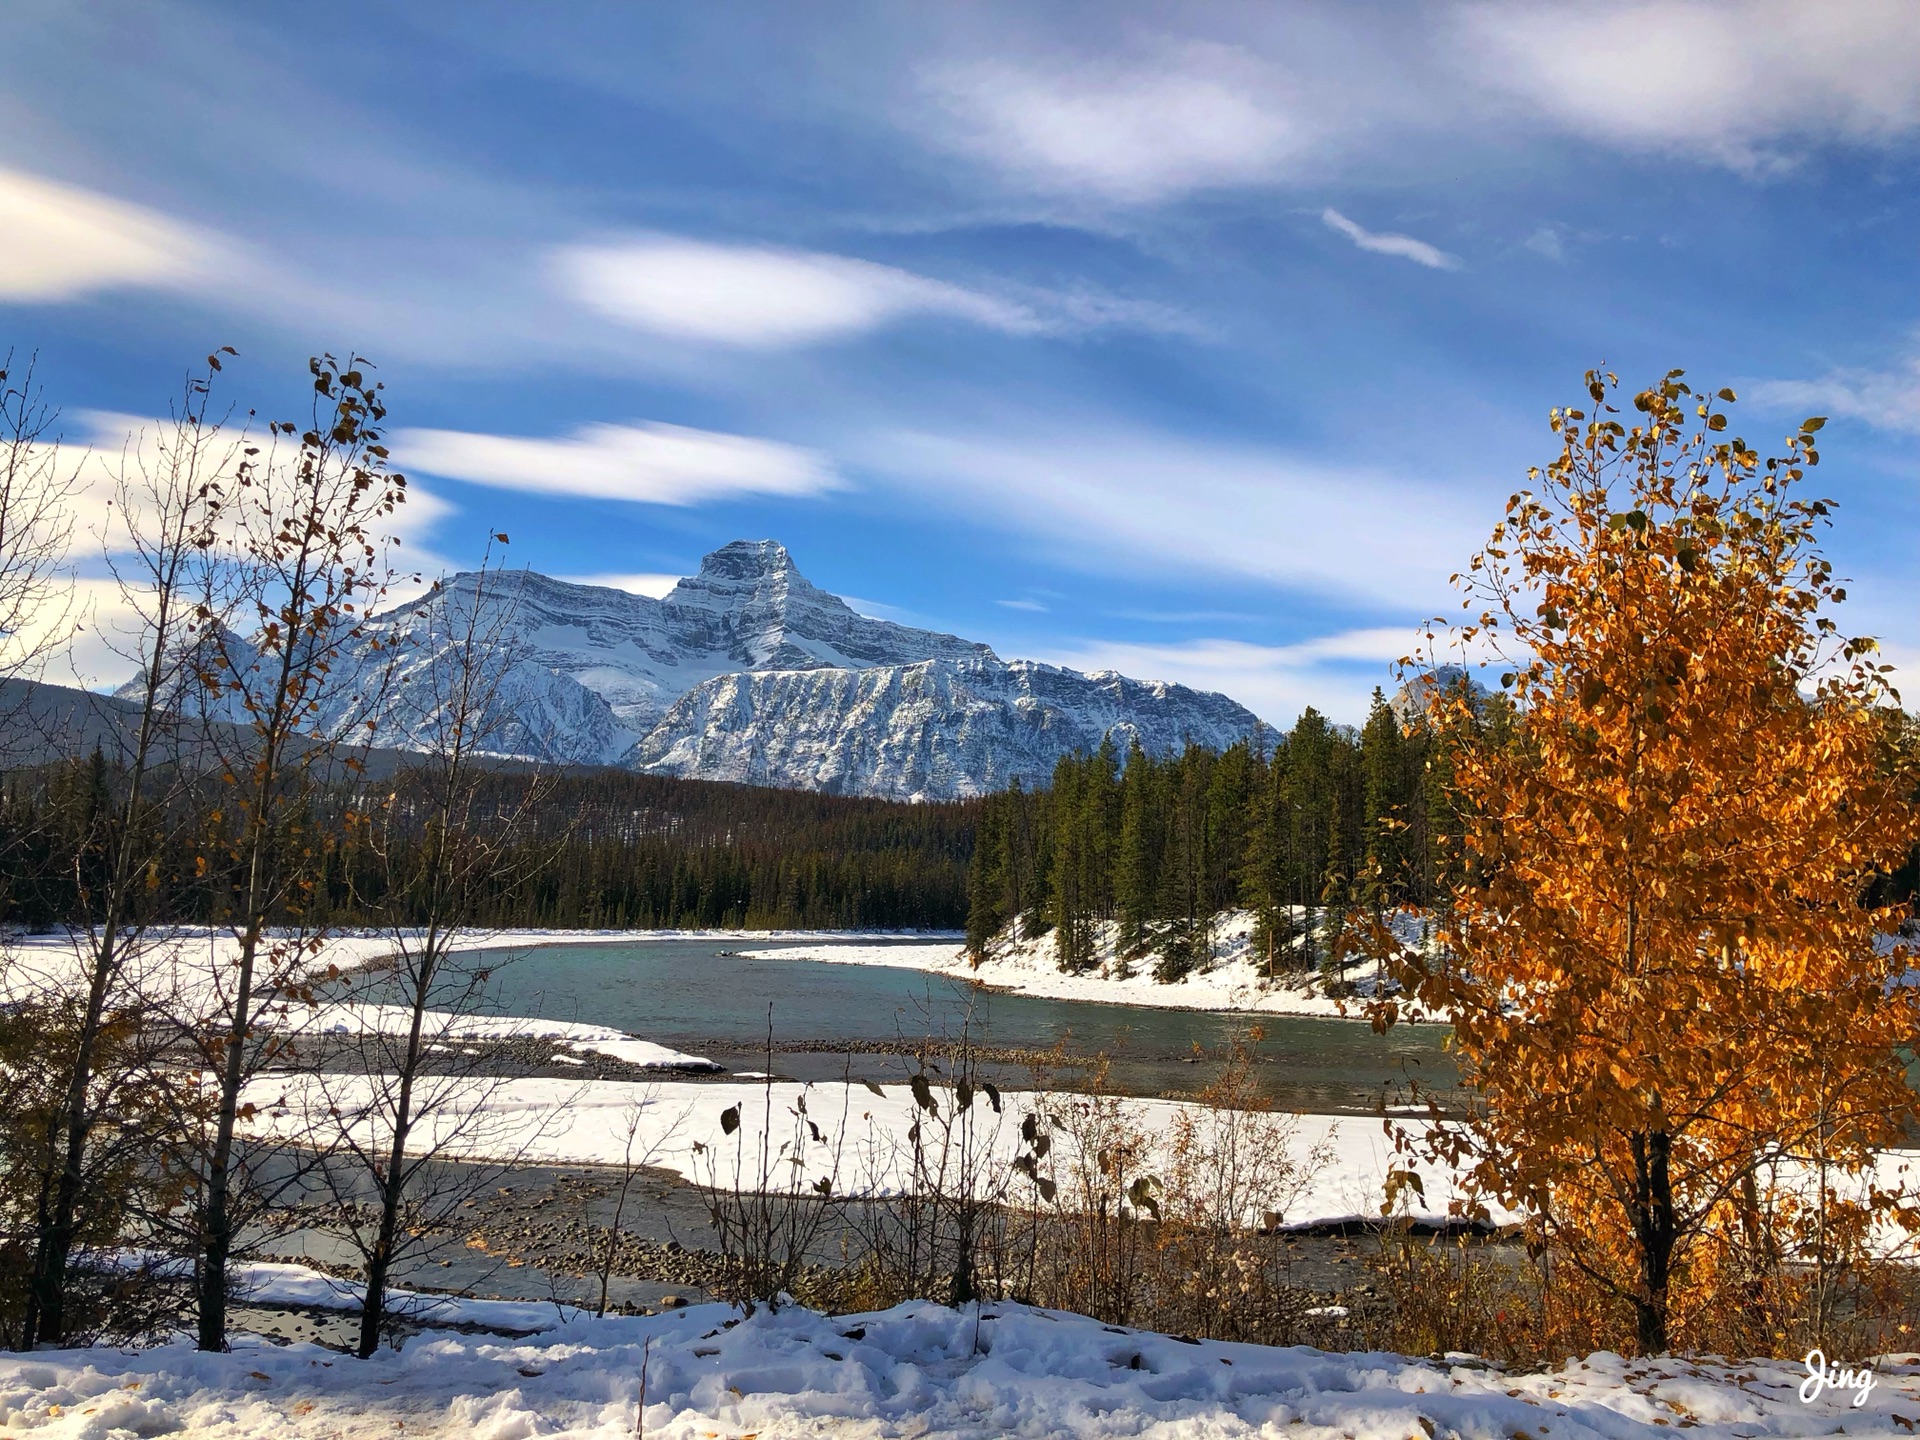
[695, 539, 798, 583]
[326, 539, 1259, 795]
[668, 539, 826, 617]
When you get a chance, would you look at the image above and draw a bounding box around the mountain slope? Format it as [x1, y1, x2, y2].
[294, 539, 1266, 797]
[630, 655, 1262, 800]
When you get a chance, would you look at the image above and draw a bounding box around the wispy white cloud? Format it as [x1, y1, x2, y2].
[1039, 630, 1427, 727]
[839, 594, 928, 625]
[1321, 209, 1459, 270]
[0, 167, 216, 302]
[860, 425, 1486, 613]
[22, 407, 461, 690]
[559, 572, 683, 598]
[23, 576, 149, 692]
[997, 598, 1048, 612]
[920, 43, 1312, 205]
[908, 4, 1920, 212]
[69, 410, 456, 573]
[1749, 355, 1920, 434]
[398, 421, 838, 507]
[1523, 226, 1565, 261]
[1456, 0, 1920, 172]
[553, 236, 1036, 348]
[1042, 625, 1510, 726]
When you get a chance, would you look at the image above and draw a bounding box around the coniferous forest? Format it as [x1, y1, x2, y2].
[964, 686, 1505, 976]
[0, 762, 981, 934]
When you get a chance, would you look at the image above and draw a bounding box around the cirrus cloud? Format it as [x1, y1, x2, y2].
[552, 236, 1036, 348]
[1320, 208, 1460, 270]
[559, 572, 683, 597]
[1749, 354, 1920, 434]
[398, 421, 838, 506]
[920, 43, 1312, 205]
[0, 168, 214, 302]
[1037, 630, 1418, 727]
[860, 424, 1485, 613]
[1458, 0, 1920, 172]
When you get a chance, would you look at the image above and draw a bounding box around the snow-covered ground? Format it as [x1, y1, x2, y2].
[307, 1003, 720, 1071]
[1, 1297, 1914, 1439]
[241, 1070, 1507, 1232]
[239, 1259, 581, 1335]
[754, 910, 1419, 1018]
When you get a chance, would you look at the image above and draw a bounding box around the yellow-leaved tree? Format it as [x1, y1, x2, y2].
[1370, 370, 1920, 1355]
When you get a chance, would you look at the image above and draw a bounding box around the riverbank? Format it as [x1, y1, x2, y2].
[750, 910, 1428, 1019]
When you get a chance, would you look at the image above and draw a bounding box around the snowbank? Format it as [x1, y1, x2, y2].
[306, 1003, 720, 1071]
[0, 930, 728, 1069]
[0, 1297, 1913, 1439]
[754, 910, 1424, 1018]
[236, 1259, 582, 1334]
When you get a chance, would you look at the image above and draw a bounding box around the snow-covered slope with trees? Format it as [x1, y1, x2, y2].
[300, 540, 1266, 797]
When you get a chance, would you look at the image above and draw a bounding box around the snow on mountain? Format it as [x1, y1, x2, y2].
[631, 654, 1262, 799]
[349, 540, 988, 743]
[263, 539, 1264, 797]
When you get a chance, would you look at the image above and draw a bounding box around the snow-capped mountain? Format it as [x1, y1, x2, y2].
[280, 540, 1266, 798]
[630, 654, 1262, 800]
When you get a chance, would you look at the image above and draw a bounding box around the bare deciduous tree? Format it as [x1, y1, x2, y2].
[14, 357, 236, 1348]
[0, 350, 77, 693]
[178, 353, 408, 1352]
[304, 545, 565, 1357]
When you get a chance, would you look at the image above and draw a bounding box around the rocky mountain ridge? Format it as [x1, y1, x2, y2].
[223, 540, 1268, 799]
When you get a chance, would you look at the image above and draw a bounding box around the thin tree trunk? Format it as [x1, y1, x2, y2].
[198, 918, 263, 1351]
[1630, 1128, 1676, 1354]
[357, 955, 431, 1359]
[25, 527, 194, 1347]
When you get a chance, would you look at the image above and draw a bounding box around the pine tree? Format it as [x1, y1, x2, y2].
[964, 798, 1007, 961]
[1242, 740, 1294, 974]
[1287, 708, 1334, 967]
[1114, 738, 1159, 963]
[1049, 754, 1096, 973]
[1358, 688, 1405, 914]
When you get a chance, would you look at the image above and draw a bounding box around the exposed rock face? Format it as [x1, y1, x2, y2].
[201, 539, 1269, 797]
[1388, 664, 1492, 728]
[629, 655, 1264, 800]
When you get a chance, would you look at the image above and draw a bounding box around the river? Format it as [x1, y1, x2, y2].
[467, 934, 1458, 1114]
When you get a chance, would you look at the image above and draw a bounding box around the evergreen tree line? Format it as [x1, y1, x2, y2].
[966, 687, 1507, 979]
[0, 760, 979, 935]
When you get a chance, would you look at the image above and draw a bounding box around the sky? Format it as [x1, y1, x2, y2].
[3, 0, 1919, 725]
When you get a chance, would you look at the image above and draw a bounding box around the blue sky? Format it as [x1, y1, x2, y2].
[4, 1, 1920, 724]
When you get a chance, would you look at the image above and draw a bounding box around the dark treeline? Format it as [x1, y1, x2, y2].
[966, 687, 1505, 978]
[0, 761, 979, 934]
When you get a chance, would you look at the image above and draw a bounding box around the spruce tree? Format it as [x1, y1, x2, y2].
[1114, 738, 1159, 966]
[965, 799, 1007, 960]
[1358, 688, 1406, 913]
[1243, 740, 1294, 973]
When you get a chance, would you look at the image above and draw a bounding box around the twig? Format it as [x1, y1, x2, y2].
[635, 1334, 651, 1439]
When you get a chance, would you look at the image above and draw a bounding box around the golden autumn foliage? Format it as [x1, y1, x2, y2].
[1371, 370, 1920, 1354]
